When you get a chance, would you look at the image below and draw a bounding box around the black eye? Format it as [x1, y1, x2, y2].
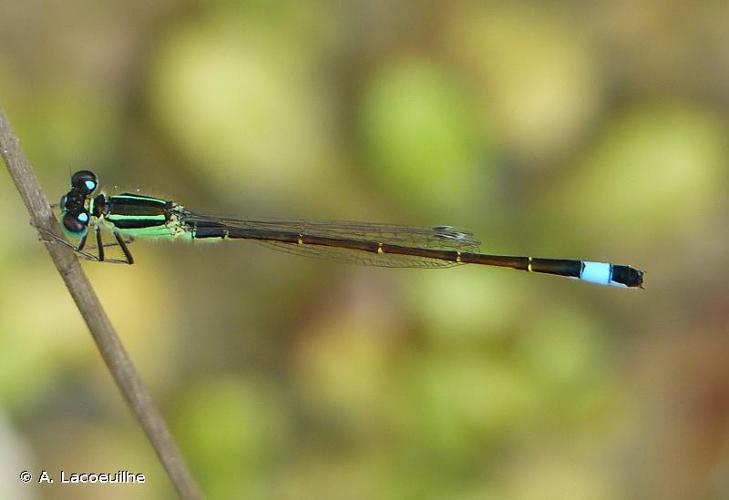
[62, 210, 90, 236]
[71, 170, 98, 195]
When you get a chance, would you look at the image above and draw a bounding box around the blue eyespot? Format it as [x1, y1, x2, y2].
[62, 211, 90, 237]
[71, 170, 98, 195]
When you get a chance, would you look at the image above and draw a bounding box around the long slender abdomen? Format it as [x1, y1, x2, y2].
[188, 218, 644, 287]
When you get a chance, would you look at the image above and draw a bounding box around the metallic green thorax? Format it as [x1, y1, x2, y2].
[94, 193, 193, 240]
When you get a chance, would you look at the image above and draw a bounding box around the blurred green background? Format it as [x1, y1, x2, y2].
[1, 1, 728, 499]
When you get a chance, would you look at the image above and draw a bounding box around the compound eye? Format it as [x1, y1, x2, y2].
[62, 210, 90, 237]
[71, 170, 98, 195]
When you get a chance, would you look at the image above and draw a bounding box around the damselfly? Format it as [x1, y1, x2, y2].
[56, 170, 644, 288]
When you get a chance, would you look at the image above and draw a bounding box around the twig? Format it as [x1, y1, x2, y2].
[0, 108, 203, 500]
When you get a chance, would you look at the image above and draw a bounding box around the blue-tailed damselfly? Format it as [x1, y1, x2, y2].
[57, 170, 644, 288]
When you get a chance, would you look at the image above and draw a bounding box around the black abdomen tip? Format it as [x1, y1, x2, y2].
[611, 265, 645, 288]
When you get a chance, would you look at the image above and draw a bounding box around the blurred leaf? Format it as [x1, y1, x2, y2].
[175, 376, 291, 498]
[148, 9, 335, 204]
[554, 103, 728, 250]
[403, 267, 528, 342]
[358, 58, 487, 214]
[397, 348, 540, 458]
[516, 305, 613, 424]
[443, 4, 601, 166]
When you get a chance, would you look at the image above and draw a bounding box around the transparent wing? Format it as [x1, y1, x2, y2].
[184, 213, 481, 268]
[259, 241, 458, 268]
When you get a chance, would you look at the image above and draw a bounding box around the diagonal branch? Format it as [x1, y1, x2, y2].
[0, 108, 202, 500]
